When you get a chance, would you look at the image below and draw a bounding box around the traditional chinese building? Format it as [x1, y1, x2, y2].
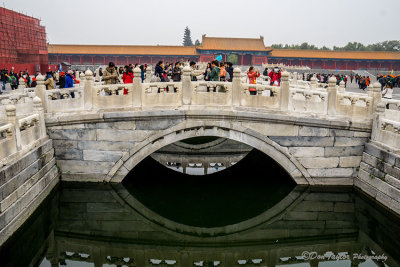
[48, 35, 272, 67]
[268, 49, 400, 71]
[41, 34, 400, 72]
[196, 35, 271, 65]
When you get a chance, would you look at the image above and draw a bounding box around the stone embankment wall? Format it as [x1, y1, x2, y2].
[355, 142, 400, 215]
[0, 139, 58, 245]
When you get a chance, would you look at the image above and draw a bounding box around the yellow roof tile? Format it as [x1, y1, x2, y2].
[197, 35, 268, 51]
[48, 44, 198, 56]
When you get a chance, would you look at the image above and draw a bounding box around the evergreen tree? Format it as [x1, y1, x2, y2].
[195, 39, 201, 46]
[182, 26, 193, 46]
[271, 40, 400, 51]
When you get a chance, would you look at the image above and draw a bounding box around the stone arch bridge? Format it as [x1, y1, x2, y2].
[47, 109, 371, 186]
[1, 67, 400, 245]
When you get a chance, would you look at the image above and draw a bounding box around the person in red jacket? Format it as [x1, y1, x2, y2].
[269, 67, 281, 86]
[122, 66, 134, 95]
[247, 66, 260, 95]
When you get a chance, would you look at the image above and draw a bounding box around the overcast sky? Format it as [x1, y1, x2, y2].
[3, 0, 400, 48]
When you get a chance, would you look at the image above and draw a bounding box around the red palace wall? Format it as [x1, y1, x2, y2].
[0, 7, 48, 74]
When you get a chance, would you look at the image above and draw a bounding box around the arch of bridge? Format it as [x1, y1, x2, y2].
[107, 120, 313, 185]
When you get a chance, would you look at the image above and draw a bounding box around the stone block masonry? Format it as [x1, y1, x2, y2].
[0, 139, 59, 245]
[355, 142, 400, 215]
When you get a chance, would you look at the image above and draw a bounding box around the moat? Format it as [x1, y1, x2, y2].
[1, 144, 399, 267]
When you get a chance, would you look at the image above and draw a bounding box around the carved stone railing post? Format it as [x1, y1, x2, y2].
[79, 72, 86, 87]
[339, 80, 345, 92]
[327, 76, 337, 116]
[6, 104, 21, 151]
[33, 96, 47, 138]
[145, 66, 152, 83]
[280, 71, 289, 111]
[35, 74, 46, 111]
[371, 102, 385, 141]
[133, 67, 142, 107]
[293, 72, 298, 85]
[84, 69, 94, 110]
[310, 75, 317, 89]
[182, 66, 192, 105]
[232, 67, 241, 106]
[18, 77, 25, 89]
[368, 82, 382, 114]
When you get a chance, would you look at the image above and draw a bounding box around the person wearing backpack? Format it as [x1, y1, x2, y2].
[219, 62, 227, 81]
[9, 74, 18, 90]
[225, 62, 233, 82]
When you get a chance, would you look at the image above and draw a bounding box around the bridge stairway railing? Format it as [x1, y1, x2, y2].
[0, 96, 47, 165]
[372, 98, 400, 150]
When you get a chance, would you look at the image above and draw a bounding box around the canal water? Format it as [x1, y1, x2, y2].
[1, 142, 400, 266]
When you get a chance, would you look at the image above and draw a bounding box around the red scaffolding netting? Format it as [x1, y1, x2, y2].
[0, 7, 48, 72]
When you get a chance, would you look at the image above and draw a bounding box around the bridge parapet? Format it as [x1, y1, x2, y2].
[25, 67, 376, 122]
[372, 97, 400, 150]
[0, 97, 47, 164]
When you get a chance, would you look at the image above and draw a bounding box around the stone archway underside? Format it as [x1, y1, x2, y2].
[107, 120, 313, 185]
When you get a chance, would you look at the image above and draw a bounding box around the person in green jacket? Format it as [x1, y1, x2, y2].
[209, 60, 220, 82]
[208, 60, 220, 92]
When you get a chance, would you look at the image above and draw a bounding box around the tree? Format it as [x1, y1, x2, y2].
[271, 40, 400, 51]
[182, 26, 193, 46]
[194, 39, 201, 46]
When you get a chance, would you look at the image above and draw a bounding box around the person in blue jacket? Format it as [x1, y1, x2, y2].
[65, 70, 75, 98]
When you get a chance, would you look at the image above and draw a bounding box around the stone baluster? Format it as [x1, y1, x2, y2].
[371, 102, 385, 141]
[95, 68, 100, 82]
[84, 69, 94, 110]
[182, 66, 192, 105]
[368, 82, 382, 114]
[79, 72, 86, 87]
[327, 76, 338, 116]
[75, 71, 80, 81]
[310, 75, 317, 89]
[232, 67, 241, 106]
[145, 66, 152, 83]
[6, 104, 21, 151]
[35, 74, 46, 111]
[280, 71, 289, 111]
[33, 97, 47, 138]
[133, 67, 142, 107]
[18, 77, 25, 89]
[293, 72, 298, 84]
[339, 80, 345, 93]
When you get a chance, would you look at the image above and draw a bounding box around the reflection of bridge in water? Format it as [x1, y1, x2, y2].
[4, 183, 396, 267]
[151, 138, 252, 175]
[1, 65, 400, 250]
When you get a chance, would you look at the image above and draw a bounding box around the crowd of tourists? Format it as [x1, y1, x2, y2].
[378, 74, 400, 89]
[0, 68, 40, 92]
[0, 67, 80, 93]
[300, 72, 374, 90]
[1, 61, 398, 100]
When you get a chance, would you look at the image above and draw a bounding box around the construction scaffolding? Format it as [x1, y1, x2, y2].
[0, 7, 48, 72]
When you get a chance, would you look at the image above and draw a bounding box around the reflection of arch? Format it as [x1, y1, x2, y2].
[174, 137, 227, 149]
[111, 183, 308, 237]
[106, 121, 313, 185]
